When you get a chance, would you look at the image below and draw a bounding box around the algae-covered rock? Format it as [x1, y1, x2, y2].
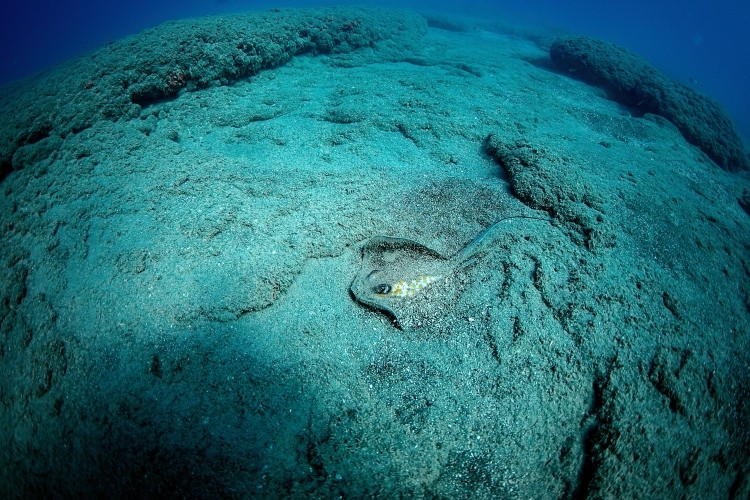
[0, 7, 427, 178]
[550, 36, 749, 171]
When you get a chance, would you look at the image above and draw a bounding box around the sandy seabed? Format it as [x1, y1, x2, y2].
[1, 7, 749, 498]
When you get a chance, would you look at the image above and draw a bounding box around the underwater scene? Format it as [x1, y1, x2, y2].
[1, 0, 749, 497]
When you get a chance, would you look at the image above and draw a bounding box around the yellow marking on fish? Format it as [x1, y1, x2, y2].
[378, 275, 440, 298]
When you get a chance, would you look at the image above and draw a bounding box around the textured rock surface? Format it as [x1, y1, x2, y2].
[0, 7, 427, 178]
[484, 129, 750, 498]
[550, 36, 749, 171]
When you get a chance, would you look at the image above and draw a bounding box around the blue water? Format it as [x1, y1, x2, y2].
[1, 1, 748, 140]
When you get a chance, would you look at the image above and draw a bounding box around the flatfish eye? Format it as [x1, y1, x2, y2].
[373, 283, 392, 294]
